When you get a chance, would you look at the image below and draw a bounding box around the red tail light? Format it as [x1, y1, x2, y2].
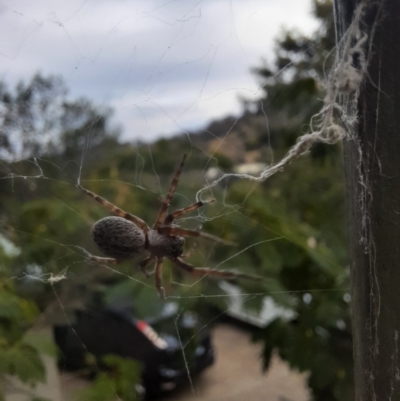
[136, 320, 168, 349]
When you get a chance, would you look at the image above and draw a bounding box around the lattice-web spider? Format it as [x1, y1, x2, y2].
[78, 154, 256, 298]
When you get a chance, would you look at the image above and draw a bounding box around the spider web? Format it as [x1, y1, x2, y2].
[0, 1, 368, 400]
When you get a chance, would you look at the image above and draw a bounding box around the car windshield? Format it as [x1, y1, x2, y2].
[102, 279, 179, 323]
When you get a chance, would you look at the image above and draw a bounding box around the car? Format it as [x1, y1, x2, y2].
[53, 285, 214, 397]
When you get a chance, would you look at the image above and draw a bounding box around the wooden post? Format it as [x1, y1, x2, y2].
[334, 0, 400, 399]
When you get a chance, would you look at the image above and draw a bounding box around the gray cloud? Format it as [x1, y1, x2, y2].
[0, 0, 317, 142]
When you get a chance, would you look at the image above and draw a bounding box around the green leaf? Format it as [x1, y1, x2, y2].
[0, 291, 39, 322]
[0, 343, 45, 383]
[102, 354, 142, 401]
[75, 355, 142, 401]
[76, 374, 116, 401]
[23, 333, 58, 357]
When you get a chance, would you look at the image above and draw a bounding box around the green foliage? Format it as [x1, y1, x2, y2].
[0, 73, 125, 400]
[215, 154, 352, 401]
[76, 355, 142, 401]
[0, 342, 45, 383]
[229, 1, 353, 400]
[77, 375, 117, 401]
[0, 281, 48, 390]
[23, 333, 58, 358]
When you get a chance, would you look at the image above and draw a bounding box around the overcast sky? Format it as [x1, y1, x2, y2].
[0, 0, 318, 142]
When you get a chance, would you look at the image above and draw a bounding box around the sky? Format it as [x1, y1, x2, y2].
[0, 0, 318, 142]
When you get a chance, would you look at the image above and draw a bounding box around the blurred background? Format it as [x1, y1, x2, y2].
[0, 1, 353, 400]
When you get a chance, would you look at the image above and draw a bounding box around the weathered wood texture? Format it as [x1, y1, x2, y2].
[335, 0, 400, 400]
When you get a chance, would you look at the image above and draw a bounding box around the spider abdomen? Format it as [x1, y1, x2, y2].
[92, 216, 145, 260]
[147, 229, 184, 258]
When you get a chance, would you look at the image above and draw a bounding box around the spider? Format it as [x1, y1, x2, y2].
[77, 154, 258, 298]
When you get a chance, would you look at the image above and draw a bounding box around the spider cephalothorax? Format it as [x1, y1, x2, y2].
[78, 154, 257, 298]
[146, 229, 184, 258]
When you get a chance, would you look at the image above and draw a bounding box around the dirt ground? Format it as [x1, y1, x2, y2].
[59, 322, 309, 401]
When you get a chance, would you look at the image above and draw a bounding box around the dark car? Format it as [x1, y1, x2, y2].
[54, 290, 214, 397]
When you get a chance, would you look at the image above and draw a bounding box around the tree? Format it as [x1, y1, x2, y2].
[0, 74, 140, 401]
[0, 74, 119, 161]
[228, 1, 355, 400]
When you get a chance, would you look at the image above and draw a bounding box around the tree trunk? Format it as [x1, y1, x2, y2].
[335, 0, 400, 400]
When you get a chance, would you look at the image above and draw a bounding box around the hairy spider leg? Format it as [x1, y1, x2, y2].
[80, 248, 120, 265]
[157, 226, 236, 246]
[171, 257, 261, 281]
[163, 199, 215, 225]
[73, 246, 120, 265]
[88, 255, 119, 264]
[153, 154, 187, 229]
[139, 256, 155, 277]
[78, 185, 150, 233]
[180, 246, 196, 259]
[155, 258, 166, 299]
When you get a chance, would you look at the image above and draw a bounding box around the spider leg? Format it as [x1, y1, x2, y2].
[180, 245, 196, 259]
[76, 246, 120, 265]
[139, 256, 155, 278]
[171, 257, 261, 281]
[88, 256, 119, 264]
[158, 226, 236, 246]
[153, 154, 187, 229]
[155, 258, 166, 299]
[163, 199, 215, 225]
[78, 185, 150, 233]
